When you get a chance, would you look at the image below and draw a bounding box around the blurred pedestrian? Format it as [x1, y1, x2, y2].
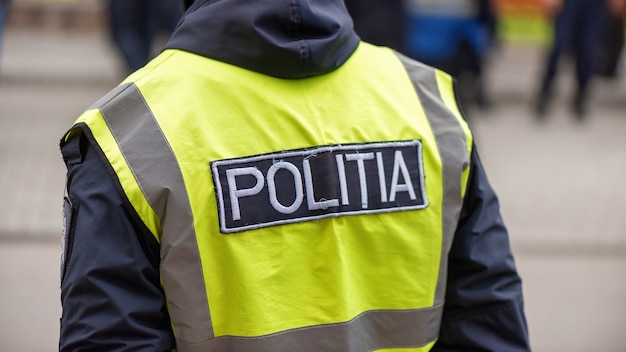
[344, 0, 407, 52]
[404, 0, 498, 115]
[594, 0, 625, 79]
[534, 0, 610, 121]
[108, 0, 183, 74]
[59, 0, 529, 350]
[0, 0, 10, 64]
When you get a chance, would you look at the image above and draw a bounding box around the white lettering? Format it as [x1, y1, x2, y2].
[335, 155, 349, 205]
[267, 162, 304, 214]
[303, 159, 339, 210]
[376, 152, 388, 203]
[226, 167, 265, 221]
[346, 152, 375, 208]
[389, 151, 417, 202]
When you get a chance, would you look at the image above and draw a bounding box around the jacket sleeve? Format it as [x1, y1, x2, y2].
[59, 132, 176, 351]
[433, 145, 531, 351]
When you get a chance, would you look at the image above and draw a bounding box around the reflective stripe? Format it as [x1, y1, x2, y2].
[176, 306, 442, 352]
[395, 52, 469, 305]
[98, 83, 214, 343]
[435, 69, 473, 198]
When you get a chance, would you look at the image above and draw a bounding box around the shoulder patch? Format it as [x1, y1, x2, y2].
[211, 140, 428, 233]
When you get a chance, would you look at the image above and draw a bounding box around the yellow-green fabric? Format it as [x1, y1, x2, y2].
[64, 42, 472, 351]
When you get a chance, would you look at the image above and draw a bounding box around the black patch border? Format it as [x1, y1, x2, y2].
[211, 140, 428, 234]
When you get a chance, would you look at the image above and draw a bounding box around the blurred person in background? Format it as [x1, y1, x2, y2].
[59, 0, 529, 350]
[108, 0, 183, 74]
[403, 0, 498, 116]
[534, 0, 611, 121]
[0, 0, 10, 66]
[594, 0, 625, 79]
[344, 0, 407, 53]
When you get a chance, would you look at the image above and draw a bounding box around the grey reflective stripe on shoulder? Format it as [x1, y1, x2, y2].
[394, 52, 469, 305]
[97, 82, 214, 343]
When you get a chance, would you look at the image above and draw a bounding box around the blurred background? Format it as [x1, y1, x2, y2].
[0, 0, 624, 350]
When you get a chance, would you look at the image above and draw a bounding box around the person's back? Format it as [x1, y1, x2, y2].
[59, 1, 529, 351]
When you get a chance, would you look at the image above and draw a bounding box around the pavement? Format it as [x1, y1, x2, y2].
[0, 26, 625, 351]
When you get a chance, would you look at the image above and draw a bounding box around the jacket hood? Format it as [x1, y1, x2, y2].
[164, 0, 361, 79]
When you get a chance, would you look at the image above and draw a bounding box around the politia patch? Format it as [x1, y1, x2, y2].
[211, 140, 428, 233]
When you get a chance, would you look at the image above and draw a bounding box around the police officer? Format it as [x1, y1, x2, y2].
[59, 0, 530, 351]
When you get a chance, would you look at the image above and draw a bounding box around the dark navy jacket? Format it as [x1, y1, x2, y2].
[59, 0, 529, 350]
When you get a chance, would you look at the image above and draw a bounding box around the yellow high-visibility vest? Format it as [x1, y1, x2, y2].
[63, 42, 472, 352]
